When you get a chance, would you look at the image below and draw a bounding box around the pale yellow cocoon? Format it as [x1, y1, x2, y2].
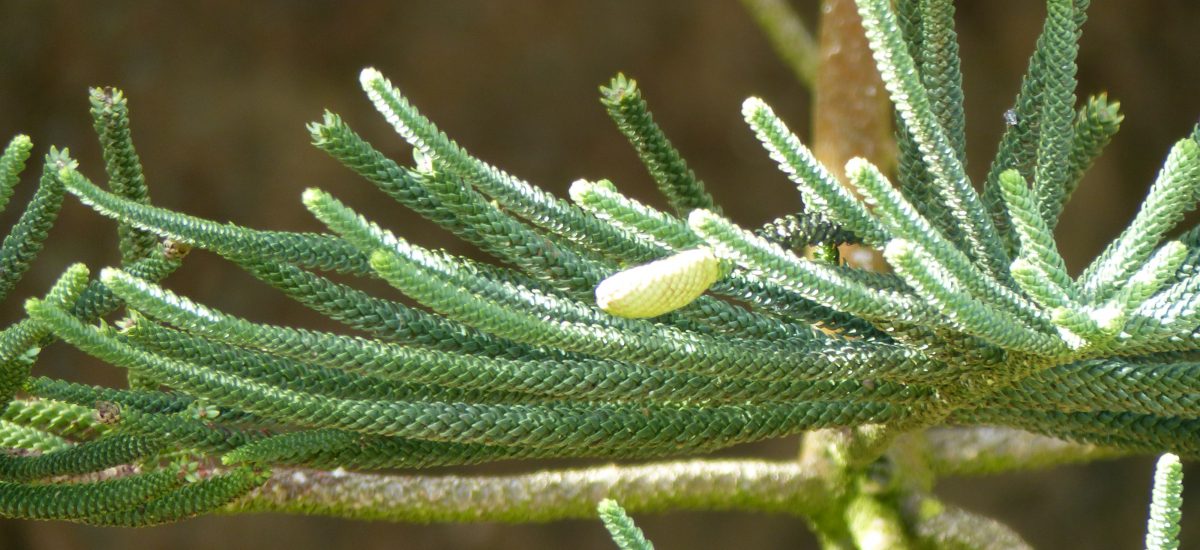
[596, 248, 721, 319]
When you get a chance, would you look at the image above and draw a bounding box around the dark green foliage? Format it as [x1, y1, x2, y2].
[84, 466, 269, 527]
[916, 0, 966, 165]
[1, 398, 108, 441]
[0, 419, 69, 453]
[24, 376, 193, 415]
[981, 0, 1091, 254]
[0, 323, 41, 405]
[894, 0, 963, 251]
[0, 136, 34, 215]
[128, 320, 510, 405]
[68, 251, 185, 321]
[600, 74, 720, 216]
[1044, 93, 1123, 229]
[224, 429, 753, 470]
[0, 0, 1196, 534]
[112, 406, 264, 454]
[222, 430, 543, 470]
[0, 150, 69, 303]
[0, 434, 164, 482]
[61, 170, 370, 275]
[89, 87, 159, 264]
[0, 468, 182, 521]
[755, 212, 861, 251]
[1, 264, 92, 404]
[236, 260, 519, 353]
[1030, 0, 1080, 231]
[30, 291, 900, 450]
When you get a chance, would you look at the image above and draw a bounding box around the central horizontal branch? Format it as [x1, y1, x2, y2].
[225, 459, 827, 523]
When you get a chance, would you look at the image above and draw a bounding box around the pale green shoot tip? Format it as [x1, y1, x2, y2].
[1146, 453, 1184, 550]
[300, 187, 327, 207]
[359, 67, 383, 88]
[569, 179, 618, 205]
[567, 179, 593, 205]
[741, 96, 768, 119]
[98, 266, 129, 287]
[596, 247, 720, 319]
[844, 156, 874, 179]
[882, 238, 915, 262]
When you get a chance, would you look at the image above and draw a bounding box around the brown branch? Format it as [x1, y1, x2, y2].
[225, 459, 828, 523]
[812, 0, 894, 272]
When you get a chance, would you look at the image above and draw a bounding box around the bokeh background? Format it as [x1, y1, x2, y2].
[2, 1, 1200, 548]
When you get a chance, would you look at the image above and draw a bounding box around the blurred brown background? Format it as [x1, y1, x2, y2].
[2, 1, 1200, 548]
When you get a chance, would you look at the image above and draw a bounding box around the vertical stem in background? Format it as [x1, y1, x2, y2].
[799, 1, 910, 546]
[740, 0, 820, 88]
[812, 0, 894, 270]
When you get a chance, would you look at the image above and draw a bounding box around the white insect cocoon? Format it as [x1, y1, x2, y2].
[595, 247, 721, 319]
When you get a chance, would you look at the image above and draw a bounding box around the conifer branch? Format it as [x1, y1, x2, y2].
[84, 466, 270, 527]
[0, 416, 72, 454]
[998, 169, 1076, 302]
[570, 179, 700, 252]
[89, 87, 159, 264]
[690, 209, 933, 324]
[1041, 94, 1123, 228]
[1145, 453, 1184, 550]
[916, 0, 966, 165]
[0, 150, 70, 303]
[0, 135, 34, 215]
[742, 98, 890, 247]
[1079, 139, 1200, 299]
[0, 467, 183, 521]
[1030, 0, 1080, 232]
[856, 0, 1010, 279]
[598, 499, 656, 550]
[981, 1, 1090, 253]
[58, 168, 371, 275]
[1, 398, 109, 441]
[1, 0, 1198, 538]
[847, 159, 1049, 329]
[600, 75, 720, 216]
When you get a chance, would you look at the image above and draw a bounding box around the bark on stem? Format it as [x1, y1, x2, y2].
[813, 0, 893, 271]
[225, 459, 828, 523]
